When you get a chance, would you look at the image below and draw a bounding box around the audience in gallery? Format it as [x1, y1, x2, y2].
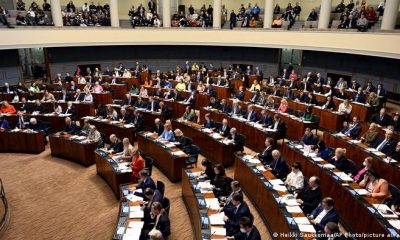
[336, 0, 379, 31]
[14, 0, 53, 26]
[172, 4, 213, 27]
[128, 1, 161, 28]
[62, 0, 110, 26]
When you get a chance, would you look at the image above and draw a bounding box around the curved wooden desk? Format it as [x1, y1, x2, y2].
[0, 130, 45, 154]
[281, 143, 400, 239]
[94, 150, 133, 199]
[86, 117, 136, 144]
[137, 132, 188, 182]
[49, 133, 98, 166]
[172, 119, 236, 167]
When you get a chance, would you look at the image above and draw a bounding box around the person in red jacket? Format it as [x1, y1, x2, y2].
[1, 101, 16, 114]
[131, 150, 145, 182]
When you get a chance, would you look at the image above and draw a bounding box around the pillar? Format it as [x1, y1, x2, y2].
[263, 0, 274, 28]
[109, 0, 120, 28]
[163, 0, 171, 27]
[213, 0, 222, 29]
[50, 0, 63, 27]
[318, 0, 332, 29]
[381, 0, 400, 30]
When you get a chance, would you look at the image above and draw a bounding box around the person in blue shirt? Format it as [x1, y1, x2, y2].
[0, 116, 10, 130]
[158, 123, 175, 142]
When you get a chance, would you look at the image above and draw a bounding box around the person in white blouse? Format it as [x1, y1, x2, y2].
[284, 161, 305, 192]
[338, 99, 352, 115]
[83, 89, 93, 103]
[139, 86, 148, 98]
[122, 69, 132, 78]
[78, 76, 86, 84]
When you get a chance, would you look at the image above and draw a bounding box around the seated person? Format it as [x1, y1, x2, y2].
[108, 134, 123, 154]
[327, 148, 355, 174]
[87, 125, 103, 146]
[322, 222, 346, 240]
[234, 86, 245, 101]
[257, 137, 274, 165]
[370, 108, 391, 126]
[141, 202, 171, 240]
[277, 99, 288, 113]
[130, 149, 145, 182]
[258, 109, 272, 126]
[272, 16, 282, 28]
[338, 99, 352, 115]
[320, 95, 336, 110]
[285, 162, 305, 192]
[1, 101, 16, 114]
[134, 170, 156, 192]
[218, 118, 231, 137]
[350, 157, 374, 183]
[0, 116, 10, 130]
[132, 110, 144, 132]
[208, 97, 220, 109]
[303, 106, 313, 121]
[300, 128, 319, 146]
[219, 99, 231, 113]
[221, 180, 243, 208]
[173, 129, 192, 148]
[243, 105, 257, 122]
[249, 80, 260, 92]
[308, 197, 339, 232]
[227, 217, 261, 240]
[266, 150, 289, 180]
[341, 116, 361, 139]
[153, 118, 164, 136]
[373, 130, 396, 155]
[360, 123, 379, 145]
[203, 113, 215, 129]
[146, 96, 159, 112]
[182, 106, 197, 122]
[63, 116, 78, 134]
[27, 118, 44, 131]
[118, 107, 132, 123]
[227, 128, 245, 153]
[223, 193, 252, 236]
[230, 100, 242, 116]
[352, 87, 366, 103]
[120, 138, 135, 161]
[268, 114, 286, 139]
[211, 164, 232, 198]
[201, 159, 216, 180]
[388, 141, 400, 162]
[295, 176, 323, 214]
[158, 123, 175, 142]
[141, 187, 164, 212]
[122, 93, 134, 106]
[359, 169, 391, 200]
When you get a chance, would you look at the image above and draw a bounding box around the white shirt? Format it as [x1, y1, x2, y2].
[122, 71, 131, 78]
[314, 208, 330, 224]
[285, 171, 304, 189]
[338, 103, 352, 114]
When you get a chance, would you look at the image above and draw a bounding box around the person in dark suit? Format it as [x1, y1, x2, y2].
[266, 150, 289, 180]
[73, 89, 85, 102]
[146, 96, 159, 112]
[205, 84, 217, 98]
[63, 117, 78, 134]
[212, 164, 233, 197]
[257, 137, 274, 165]
[352, 87, 366, 103]
[363, 81, 376, 94]
[153, 118, 164, 136]
[299, 79, 312, 92]
[27, 118, 45, 131]
[227, 128, 245, 153]
[389, 113, 400, 132]
[349, 79, 360, 91]
[320, 95, 336, 110]
[221, 180, 243, 209]
[235, 86, 245, 101]
[142, 187, 164, 211]
[32, 100, 45, 114]
[133, 110, 144, 132]
[295, 176, 323, 215]
[0, 116, 10, 130]
[229, 10, 237, 29]
[219, 99, 231, 113]
[370, 108, 391, 126]
[328, 148, 355, 174]
[269, 86, 281, 97]
[230, 101, 242, 116]
[57, 89, 71, 102]
[388, 141, 400, 162]
[122, 93, 134, 106]
[223, 193, 252, 236]
[141, 202, 170, 239]
[309, 198, 339, 233]
[208, 97, 220, 109]
[283, 89, 296, 100]
[18, 97, 30, 113]
[341, 116, 361, 139]
[300, 128, 319, 146]
[118, 107, 132, 123]
[248, 91, 260, 104]
[218, 119, 231, 137]
[281, 68, 290, 79]
[174, 129, 192, 149]
[63, 101, 75, 116]
[320, 222, 346, 240]
[373, 130, 397, 155]
[228, 217, 261, 240]
[242, 105, 257, 122]
[184, 92, 196, 108]
[135, 170, 156, 192]
[257, 109, 272, 126]
[376, 83, 387, 106]
[108, 134, 123, 154]
[158, 101, 172, 120]
[268, 114, 286, 139]
[296, 91, 308, 103]
[134, 97, 146, 108]
[335, 88, 347, 99]
[15, 111, 28, 129]
[203, 113, 216, 129]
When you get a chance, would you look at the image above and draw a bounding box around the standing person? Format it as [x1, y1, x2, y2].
[230, 10, 237, 29]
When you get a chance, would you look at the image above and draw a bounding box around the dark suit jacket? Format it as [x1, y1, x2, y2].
[109, 139, 123, 154]
[225, 202, 252, 236]
[373, 137, 397, 155]
[235, 91, 245, 101]
[352, 93, 365, 103]
[242, 111, 257, 122]
[321, 100, 336, 110]
[64, 107, 75, 116]
[136, 177, 156, 191]
[230, 106, 242, 115]
[134, 101, 146, 108]
[33, 105, 45, 113]
[341, 124, 361, 139]
[269, 120, 286, 139]
[176, 136, 192, 149]
[146, 101, 159, 111]
[18, 103, 30, 112]
[328, 156, 355, 174]
[228, 133, 245, 152]
[219, 104, 231, 113]
[64, 123, 78, 134]
[119, 113, 132, 123]
[153, 123, 164, 136]
[269, 157, 289, 180]
[258, 146, 273, 165]
[371, 113, 391, 126]
[300, 134, 319, 146]
[218, 124, 231, 137]
[57, 93, 71, 101]
[122, 98, 134, 106]
[28, 122, 45, 131]
[133, 114, 144, 131]
[203, 119, 215, 129]
[258, 115, 272, 126]
[232, 226, 261, 240]
[310, 207, 339, 232]
[298, 186, 323, 215]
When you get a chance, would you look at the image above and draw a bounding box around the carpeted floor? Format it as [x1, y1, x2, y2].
[0, 145, 270, 240]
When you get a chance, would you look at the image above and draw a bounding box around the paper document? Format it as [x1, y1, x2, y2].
[294, 217, 311, 225]
[209, 212, 225, 225]
[210, 227, 226, 236]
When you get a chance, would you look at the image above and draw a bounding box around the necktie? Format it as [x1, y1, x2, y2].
[376, 139, 388, 151]
[19, 117, 25, 128]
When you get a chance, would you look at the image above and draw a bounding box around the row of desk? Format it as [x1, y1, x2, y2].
[0, 130, 45, 153]
[322, 131, 400, 186]
[280, 142, 400, 238]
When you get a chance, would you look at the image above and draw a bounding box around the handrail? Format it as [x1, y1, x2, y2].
[0, 178, 10, 238]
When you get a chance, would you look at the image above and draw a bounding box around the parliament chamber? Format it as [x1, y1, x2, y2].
[1, 1, 400, 239]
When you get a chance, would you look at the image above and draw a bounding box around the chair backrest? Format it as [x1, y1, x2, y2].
[144, 156, 154, 176]
[157, 180, 165, 196]
[388, 183, 400, 201]
[189, 144, 200, 156]
[163, 197, 170, 215]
